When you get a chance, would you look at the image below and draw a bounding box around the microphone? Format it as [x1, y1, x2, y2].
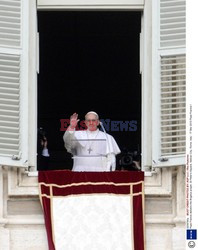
[100, 121, 113, 171]
[100, 121, 107, 133]
[100, 121, 107, 134]
[99, 121, 104, 128]
[100, 122, 110, 152]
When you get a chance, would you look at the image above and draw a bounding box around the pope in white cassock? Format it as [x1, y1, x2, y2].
[63, 111, 121, 171]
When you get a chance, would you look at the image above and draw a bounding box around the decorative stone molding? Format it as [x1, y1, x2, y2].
[145, 168, 172, 195]
[6, 166, 174, 197]
[7, 168, 38, 197]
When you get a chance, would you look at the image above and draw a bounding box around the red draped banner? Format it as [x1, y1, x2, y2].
[38, 170, 145, 250]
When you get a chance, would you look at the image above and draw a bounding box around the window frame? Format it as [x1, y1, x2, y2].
[37, 0, 144, 9]
[1, 0, 170, 175]
[6, 1, 174, 196]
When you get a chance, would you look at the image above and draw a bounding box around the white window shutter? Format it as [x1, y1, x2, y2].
[0, 0, 21, 47]
[160, 54, 186, 156]
[152, 0, 186, 167]
[0, 0, 29, 167]
[160, 0, 186, 48]
[0, 54, 20, 156]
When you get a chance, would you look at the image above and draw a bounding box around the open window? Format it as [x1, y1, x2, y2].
[37, 11, 142, 170]
[0, 0, 186, 174]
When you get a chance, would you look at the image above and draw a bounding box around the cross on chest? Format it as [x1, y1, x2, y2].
[87, 147, 93, 154]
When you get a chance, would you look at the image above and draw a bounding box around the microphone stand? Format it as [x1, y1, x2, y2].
[100, 122, 112, 171]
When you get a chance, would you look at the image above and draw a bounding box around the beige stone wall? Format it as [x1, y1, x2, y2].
[0, 166, 185, 250]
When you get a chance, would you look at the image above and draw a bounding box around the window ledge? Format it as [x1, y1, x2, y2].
[27, 170, 156, 177]
[144, 171, 154, 177]
[27, 171, 38, 177]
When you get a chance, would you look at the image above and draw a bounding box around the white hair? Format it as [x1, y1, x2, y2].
[85, 111, 99, 120]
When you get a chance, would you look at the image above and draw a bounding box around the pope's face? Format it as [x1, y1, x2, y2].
[85, 114, 99, 131]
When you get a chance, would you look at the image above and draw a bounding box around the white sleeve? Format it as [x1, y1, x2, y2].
[106, 153, 116, 171]
[63, 127, 76, 154]
[42, 148, 50, 157]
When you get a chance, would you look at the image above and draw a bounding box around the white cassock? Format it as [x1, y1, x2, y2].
[63, 128, 121, 172]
